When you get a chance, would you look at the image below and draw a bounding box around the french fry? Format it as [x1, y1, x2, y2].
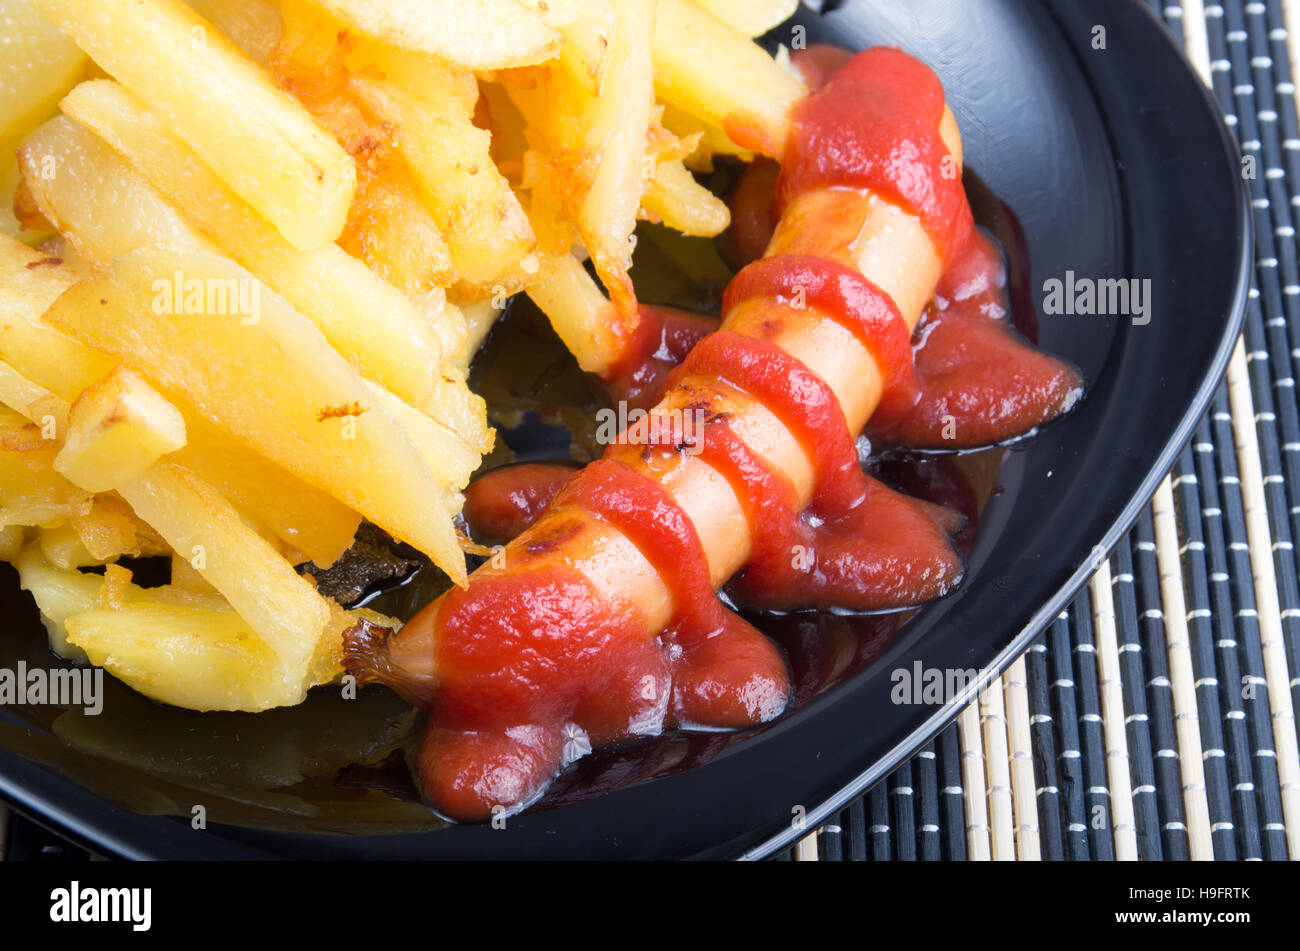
[349, 75, 535, 290]
[115, 460, 330, 679]
[0, 306, 108, 407]
[688, 0, 797, 37]
[175, 415, 360, 570]
[31, 234, 89, 275]
[0, 358, 53, 421]
[526, 252, 622, 376]
[0, 236, 363, 568]
[652, 0, 805, 159]
[10, 170, 52, 236]
[66, 594, 396, 712]
[340, 30, 480, 116]
[61, 80, 447, 406]
[0, 524, 23, 562]
[0, 235, 108, 406]
[271, 4, 464, 297]
[4, 255, 361, 565]
[70, 495, 166, 563]
[37, 522, 96, 569]
[18, 542, 388, 712]
[545, 0, 656, 319]
[54, 366, 187, 494]
[35, 0, 356, 249]
[169, 550, 216, 592]
[338, 172, 458, 298]
[0, 240, 88, 418]
[309, 0, 562, 71]
[515, 0, 616, 96]
[513, 131, 578, 256]
[0, 406, 91, 527]
[1, 143, 28, 242]
[67, 599, 302, 711]
[660, 103, 754, 170]
[18, 115, 223, 270]
[479, 81, 530, 184]
[14, 543, 97, 658]
[183, 0, 282, 66]
[42, 244, 466, 583]
[643, 158, 730, 236]
[425, 368, 494, 457]
[459, 299, 503, 370]
[416, 290, 471, 369]
[361, 380, 479, 493]
[0, 0, 86, 142]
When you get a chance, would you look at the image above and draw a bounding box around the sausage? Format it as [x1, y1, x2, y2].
[344, 48, 1073, 820]
[461, 462, 578, 544]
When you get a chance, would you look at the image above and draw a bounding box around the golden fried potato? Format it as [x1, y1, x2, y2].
[350, 75, 535, 290]
[652, 0, 805, 159]
[544, 0, 655, 319]
[515, 0, 615, 96]
[0, 405, 90, 528]
[688, 0, 797, 37]
[61, 80, 447, 405]
[310, 0, 562, 71]
[18, 114, 224, 269]
[36, 0, 356, 248]
[0, 234, 110, 403]
[0, 0, 86, 141]
[114, 461, 331, 682]
[54, 366, 187, 494]
[643, 158, 730, 237]
[183, 0, 281, 66]
[42, 244, 466, 583]
[70, 495, 166, 563]
[175, 415, 361, 570]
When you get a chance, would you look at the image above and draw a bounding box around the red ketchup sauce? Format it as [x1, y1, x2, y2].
[663, 328, 964, 610]
[600, 303, 717, 411]
[779, 46, 974, 263]
[425, 459, 790, 819]
[865, 233, 1083, 449]
[462, 463, 576, 543]
[349, 46, 1084, 822]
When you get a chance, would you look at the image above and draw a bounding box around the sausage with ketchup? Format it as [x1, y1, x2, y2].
[345, 47, 1082, 821]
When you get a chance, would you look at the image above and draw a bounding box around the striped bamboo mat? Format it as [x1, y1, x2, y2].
[4, 0, 1300, 863]
[781, 0, 1300, 862]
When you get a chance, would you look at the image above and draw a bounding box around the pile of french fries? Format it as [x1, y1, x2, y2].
[0, 0, 805, 712]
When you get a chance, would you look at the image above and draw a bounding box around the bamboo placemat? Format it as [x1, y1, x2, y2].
[784, 0, 1300, 862]
[5, 0, 1300, 864]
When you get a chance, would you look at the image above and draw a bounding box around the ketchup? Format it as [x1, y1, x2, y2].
[780, 47, 973, 262]
[866, 232, 1083, 448]
[600, 303, 717, 411]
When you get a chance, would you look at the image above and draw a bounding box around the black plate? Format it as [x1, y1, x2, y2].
[0, 0, 1249, 859]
